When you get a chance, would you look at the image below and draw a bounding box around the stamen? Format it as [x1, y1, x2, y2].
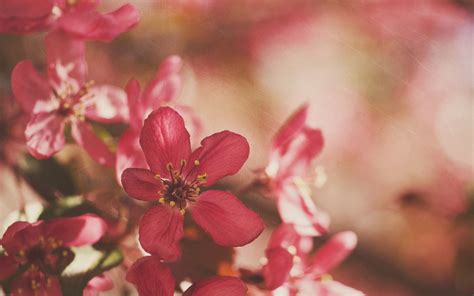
[179, 159, 187, 175]
[169, 201, 176, 207]
[158, 197, 165, 203]
[194, 159, 200, 166]
[321, 274, 333, 282]
[287, 245, 297, 255]
[154, 174, 161, 180]
[180, 209, 186, 215]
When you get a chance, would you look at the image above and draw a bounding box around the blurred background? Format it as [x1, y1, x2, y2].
[0, 0, 473, 295]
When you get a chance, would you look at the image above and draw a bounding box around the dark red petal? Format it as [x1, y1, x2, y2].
[0, 255, 17, 281]
[276, 183, 329, 237]
[25, 112, 65, 159]
[58, 4, 140, 42]
[183, 276, 247, 296]
[262, 247, 293, 290]
[116, 129, 147, 183]
[126, 256, 175, 296]
[84, 85, 129, 123]
[45, 30, 87, 86]
[1, 221, 34, 255]
[139, 205, 184, 261]
[309, 231, 357, 276]
[11, 60, 50, 113]
[191, 190, 264, 247]
[10, 270, 61, 296]
[272, 103, 308, 153]
[71, 120, 115, 167]
[188, 131, 249, 186]
[143, 55, 182, 107]
[267, 223, 313, 257]
[121, 168, 163, 201]
[124, 78, 143, 130]
[140, 107, 191, 176]
[44, 214, 107, 247]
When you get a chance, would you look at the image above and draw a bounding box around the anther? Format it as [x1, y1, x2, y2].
[194, 160, 200, 166]
[169, 201, 176, 207]
[287, 245, 297, 255]
[154, 174, 161, 180]
[158, 197, 165, 203]
[180, 209, 186, 215]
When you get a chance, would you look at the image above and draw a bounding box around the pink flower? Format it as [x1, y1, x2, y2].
[0, 214, 107, 295]
[116, 55, 201, 182]
[83, 274, 113, 296]
[11, 30, 128, 166]
[121, 107, 264, 260]
[0, 0, 139, 41]
[264, 104, 329, 236]
[262, 224, 362, 295]
[126, 256, 247, 296]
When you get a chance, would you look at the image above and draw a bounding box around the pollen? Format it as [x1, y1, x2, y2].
[154, 174, 161, 180]
[158, 197, 165, 203]
[194, 159, 200, 166]
[321, 274, 333, 282]
[180, 209, 186, 215]
[169, 201, 176, 207]
[62, 250, 69, 256]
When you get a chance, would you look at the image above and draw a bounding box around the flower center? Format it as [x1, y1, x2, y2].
[54, 80, 95, 120]
[155, 160, 207, 215]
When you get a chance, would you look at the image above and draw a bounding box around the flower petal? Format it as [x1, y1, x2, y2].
[309, 231, 357, 276]
[84, 85, 129, 123]
[0, 0, 53, 34]
[45, 30, 87, 86]
[267, 223, 313, 256]
[126, 256, 175, 296]
[84, 275, 113, 296]
[143, 55, 182, 108]
[140, 107, 191, 176]
[0, 221, 34, 254]
[10, 270, 62, 296]
[44, 214, 107, 247]
[58, 4, 140, 42]
[139, 205, 184, 261]
[276, 182, 329, 237]
[11, 60, 50, 113]
[0, 255, 17, 281]
[25, 112, 65, 159]
[125, 78, 143, 130]
[272, 103, 308, 153]
[116, 129, 148, 183]
[191, 190, 264, 247]
[262, 247, 293, 290]
[71, 120, 115, 167]
[187, 131, 249, 186]
[183, 276, 247, 296]
[121, 168, 163, 201]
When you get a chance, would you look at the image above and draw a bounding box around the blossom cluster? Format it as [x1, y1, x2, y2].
[0, 1, 363, 295]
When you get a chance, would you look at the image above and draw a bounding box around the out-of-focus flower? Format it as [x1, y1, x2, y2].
[250, 224, 362, 295]
[83, 274, 113, 296]
[0, 0, 140, 41]
[121, 107, 264, 260]
[126, 256, 247, 296]
[0, 214, 106, 295]
[116, 55, 201, 183]
[0, 96, 27, 167]
[262, 104, 329, 236]
[11, 30, 128, 166]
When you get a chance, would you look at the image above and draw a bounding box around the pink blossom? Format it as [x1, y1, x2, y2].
[0, 214, 107, 295]
[264, 104, 329, 236]
[262, 224, 362, 295]
[116, 56, 201, 182]
[126, 256, 247, 296]
[11, 30, 128, 166]
[83, 274, 113, 296]
[121, 107, 264, 260]
[0, 0, 139, 41]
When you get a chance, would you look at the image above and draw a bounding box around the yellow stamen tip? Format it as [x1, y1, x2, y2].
[62, 250, 69, 256]
[169, 201, 176, 207]
[194, 160, 200, 166]
[158, 197, 165, 203]
[180, 209, 186, 215]
[154, 174, 161, 180]
[321, 274, 333, 282]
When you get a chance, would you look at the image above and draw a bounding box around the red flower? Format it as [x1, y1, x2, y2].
[116, 56, 201, 182]
[262, 224, 362, 295]
[126, 256, 247, 296]
[265, 104, 329, 236]
[0, 0, 139, 41]
[11, 30, 128, 166]
[0, 214, 107, 296]
[121, 107, 264, 260]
